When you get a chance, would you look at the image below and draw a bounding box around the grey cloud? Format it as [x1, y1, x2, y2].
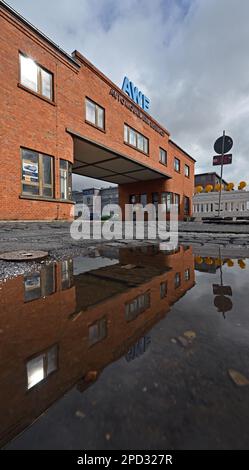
[6, 0, 249, 187]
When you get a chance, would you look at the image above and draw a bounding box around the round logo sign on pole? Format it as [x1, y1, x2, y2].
[214, 135, 233, 154]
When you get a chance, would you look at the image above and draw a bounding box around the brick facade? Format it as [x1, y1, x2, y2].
[0, 2, 195, 221]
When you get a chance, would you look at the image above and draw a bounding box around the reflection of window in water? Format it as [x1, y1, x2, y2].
[88, 317, 107, 346]
[24, 264, 55, 301]
[24, 273, 41, 301]
[174, 272, 181, 289]
[26, 344, 58, 390]
[160, 281, 168, 299]
[184, 268, 190, 281]
[61, 259, 73, 290]
[125, 291, 151, 322]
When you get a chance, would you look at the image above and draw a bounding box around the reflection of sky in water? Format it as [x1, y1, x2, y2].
[2, 247, 249, 450]
[172, 261, 249, 348]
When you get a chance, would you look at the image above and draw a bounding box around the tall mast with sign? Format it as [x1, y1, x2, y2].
[213, 132, 233, 216]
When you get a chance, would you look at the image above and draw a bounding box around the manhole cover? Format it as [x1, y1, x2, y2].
[0, 250, 49, 261]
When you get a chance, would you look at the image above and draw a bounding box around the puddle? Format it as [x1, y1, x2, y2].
[1, 245, 249, 449]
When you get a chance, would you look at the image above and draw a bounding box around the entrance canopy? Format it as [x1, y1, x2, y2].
[67, 129, 171, 184]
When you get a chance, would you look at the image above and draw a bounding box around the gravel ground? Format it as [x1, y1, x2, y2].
[0, 221, 249, 280]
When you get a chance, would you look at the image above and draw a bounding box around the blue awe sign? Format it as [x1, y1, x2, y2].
[122, 76, 150, 112]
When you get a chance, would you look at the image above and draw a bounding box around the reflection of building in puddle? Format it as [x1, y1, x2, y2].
[0, 246, 195, 447]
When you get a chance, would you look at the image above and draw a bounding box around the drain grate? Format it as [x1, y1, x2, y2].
[0, 250, 49, 261]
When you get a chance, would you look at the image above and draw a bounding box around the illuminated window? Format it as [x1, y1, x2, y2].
[89, 317, 107, 346]
[26, 345, 58, 390]
[159, 148, 167, 165]
[85, 98, 105, 130]
[60, 160, 72, 200]
[124, 124, 149, 154]
[21, 148, 54, 198]
[20, 53, 53, 100]
[174, 157, 180, 172]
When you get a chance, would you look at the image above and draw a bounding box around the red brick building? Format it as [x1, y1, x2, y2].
[0, 1, 195, 221]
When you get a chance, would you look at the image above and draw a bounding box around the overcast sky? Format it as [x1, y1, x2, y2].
[6, 0, 249, 189]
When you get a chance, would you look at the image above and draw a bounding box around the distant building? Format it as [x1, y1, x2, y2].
[100, 187, 119, 216]
[72, 190, 84, 204]
[73, 186, 119, 218]
[195, 172, 227, 189]
[193, 190, 249, 219]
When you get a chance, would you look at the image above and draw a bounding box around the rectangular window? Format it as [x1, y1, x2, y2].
[20, 53, 53, 100]
[61, 259, 73, 290]
[60, 160, 72, 200]
[184, 268, 190, 281]
[160, 281, 168, 299]
[184, 196, 190, 215]
[161, 192, 172, 213]
[85, 98, 105, 130]
[26, 345, 58, 390]
[174, 193, 180, 214]
[124, 124, 149, 155]
[174, 157, 180, 172]
[89, 317, 107, 346]
[21, 148, 54, 198]
[140, 193, 147, 207]
[24, 264, 55, 302]
[185, 164, 190, 177]
[125, 291, 150, 322]
[174, 272, 181, 289]
[159, 148, 167, 165]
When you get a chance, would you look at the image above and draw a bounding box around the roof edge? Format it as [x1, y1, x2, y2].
[169, 139, 196, 163]
[0, 0, 80, 68]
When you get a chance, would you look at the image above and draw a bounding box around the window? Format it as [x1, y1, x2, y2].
[160, 281, 168, 299]
[26, 345, 58, 390]
[184, 268, 190, 281]
[129, 194, 137, 204]
[185, 164, 190, 177]
[174, 194, 180, 214]
[159, 148, 167, 165]
[124, 124, 149, 154]
[184, 196, 190, 215]
[60, 160, 72, 200]
[125, 291, 150, 322]
[161, 192, 172, 213]
[89, 317, 107, 346]
[24, 264, 55, 302]
[61, 259, 73, 290]
[140, 193, 147, 207]
[85, 98, 105, 130]
[19, 53, 53, 100]
[174, 272, 181, 289]
[21, 148, 54, 198]
[174, 157, 180, 172]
